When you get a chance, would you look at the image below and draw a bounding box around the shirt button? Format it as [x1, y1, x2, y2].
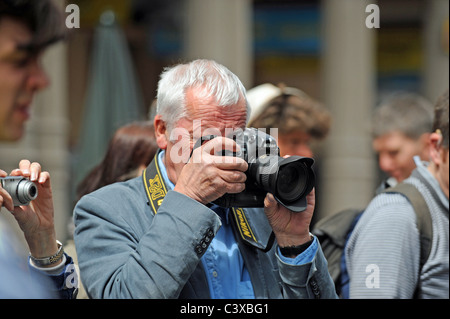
[212, 271, 218, 278]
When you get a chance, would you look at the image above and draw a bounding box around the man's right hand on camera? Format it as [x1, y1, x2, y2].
[173, 136, 248, 205]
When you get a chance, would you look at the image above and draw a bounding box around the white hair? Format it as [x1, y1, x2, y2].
[156, 59, 250, 131]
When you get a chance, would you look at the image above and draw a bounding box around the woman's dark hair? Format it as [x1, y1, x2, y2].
[76, 121, 158, 199]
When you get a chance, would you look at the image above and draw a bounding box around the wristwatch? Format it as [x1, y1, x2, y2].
[279, 237, 314, 257]
[30, 240, 64, 267]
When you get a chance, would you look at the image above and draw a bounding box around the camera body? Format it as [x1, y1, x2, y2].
[213, 128, 315, 212]
[0, 176, 38, 206]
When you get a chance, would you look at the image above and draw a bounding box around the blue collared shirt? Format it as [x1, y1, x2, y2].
[157, 150, 318, 298]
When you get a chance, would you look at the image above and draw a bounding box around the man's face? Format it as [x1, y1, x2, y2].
[372, 131, 429, 182]
[0, 17, 49, 141]
[277, 130, 313, 158]
[159, 87, 248, 185]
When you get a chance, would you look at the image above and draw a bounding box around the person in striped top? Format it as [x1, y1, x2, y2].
[345, 89, 449, 298]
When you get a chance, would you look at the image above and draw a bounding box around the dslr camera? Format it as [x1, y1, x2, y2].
[0, 176, 38, 206]
[196, 128, 315, 212]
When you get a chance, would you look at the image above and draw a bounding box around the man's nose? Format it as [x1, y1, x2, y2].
[26, 58, 50, 91]
[378, 154, 395, 175]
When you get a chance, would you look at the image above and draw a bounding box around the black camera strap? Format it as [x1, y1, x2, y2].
[142, 149, 274, 252]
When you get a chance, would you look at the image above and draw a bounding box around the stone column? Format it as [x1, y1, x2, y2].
[183, 0, 253, 88]
[319, 0, 377, 217]
[423, 0, 449, 102]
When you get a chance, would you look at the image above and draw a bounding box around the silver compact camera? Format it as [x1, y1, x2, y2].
[0, 176, 38, 206]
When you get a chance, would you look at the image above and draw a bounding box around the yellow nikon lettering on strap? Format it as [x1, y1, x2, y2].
[143, 155, 168, 214]
[149, 175, 165, 200]
[232, 207, 257, 244]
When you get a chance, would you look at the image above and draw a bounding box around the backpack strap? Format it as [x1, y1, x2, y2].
[382, 183, 433, 271]
[313, 208, 363, 284]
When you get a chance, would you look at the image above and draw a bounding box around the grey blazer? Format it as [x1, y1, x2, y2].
[73, 173, 337, 299]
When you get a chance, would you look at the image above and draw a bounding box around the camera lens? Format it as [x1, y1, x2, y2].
[276, 162, 308, 202]
[17, 179, 38, 204]
[213, 127, 316, 212]
[29, 184, 37, 198]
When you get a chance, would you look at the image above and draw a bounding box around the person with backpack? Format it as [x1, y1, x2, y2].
[345, 90, 449, 298]
[313, 92, 436, 297]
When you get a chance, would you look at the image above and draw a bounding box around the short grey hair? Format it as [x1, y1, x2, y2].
[372, 92, 434, 140]
[156, 59, 249, 132]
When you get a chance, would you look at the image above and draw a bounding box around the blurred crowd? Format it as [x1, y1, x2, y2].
[0, 0, 448, 300]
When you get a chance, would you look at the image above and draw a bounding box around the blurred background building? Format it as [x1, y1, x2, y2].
[0, 0, 448, 241]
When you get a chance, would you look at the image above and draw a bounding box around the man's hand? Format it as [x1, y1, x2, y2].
[174, 137, 248, 205]
[1, 160, 59, 264]
[264, 188, 315, 248]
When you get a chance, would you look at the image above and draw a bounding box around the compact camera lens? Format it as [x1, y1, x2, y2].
[29, 185, 37, 198]
[17, 178, 38, 204]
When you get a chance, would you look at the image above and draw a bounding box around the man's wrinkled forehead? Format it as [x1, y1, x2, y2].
[185, 85, 248, 117]
[172, 118, 244, 141]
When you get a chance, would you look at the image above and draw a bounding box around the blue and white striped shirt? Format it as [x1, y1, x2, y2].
[345, 157, 449, 298]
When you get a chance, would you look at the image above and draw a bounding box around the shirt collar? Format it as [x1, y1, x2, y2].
[157, 150, 175, 190]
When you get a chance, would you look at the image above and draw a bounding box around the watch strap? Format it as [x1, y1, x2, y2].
[279, 237, 314, 257]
